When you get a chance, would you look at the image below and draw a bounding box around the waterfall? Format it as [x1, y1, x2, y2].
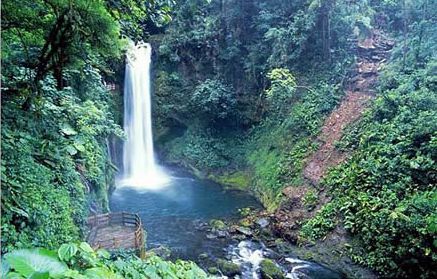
[119, 42, 168, 189]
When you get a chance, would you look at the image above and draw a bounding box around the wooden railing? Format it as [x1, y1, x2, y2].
[87, 212, 146, 259]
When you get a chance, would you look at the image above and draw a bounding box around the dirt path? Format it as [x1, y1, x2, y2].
[303, 30, 394, 184]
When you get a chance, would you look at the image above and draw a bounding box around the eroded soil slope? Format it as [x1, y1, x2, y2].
[273, 30, 394, 242]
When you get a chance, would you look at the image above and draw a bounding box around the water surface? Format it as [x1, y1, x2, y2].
[110, 169, 261, 259]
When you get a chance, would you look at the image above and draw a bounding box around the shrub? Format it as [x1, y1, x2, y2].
[3, 242, 210, 279]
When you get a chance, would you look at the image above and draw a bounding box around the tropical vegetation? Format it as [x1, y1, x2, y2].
[2, 0, 436, 278]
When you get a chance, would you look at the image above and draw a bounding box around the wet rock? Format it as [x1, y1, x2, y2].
[198, 253, 209, 260]
[239, 218, 253, 227]
[273, 239, 294, 254]
[217, 259, 241, 277]
[207, 219, 230, 238]
[228, 225, 237, 234]
[260, 259, 285, 279]
[207, 267, 221, 275]
[209, 219, 226, 230]
[236, 227, 253, 236]
[215, 230, 229, 238]
[194, 220, 208, 230]
[257, 218, 270, 228]
[149, 245, 172, 259]
[206, 233, 217, 239]
[231, 234, 247, 241]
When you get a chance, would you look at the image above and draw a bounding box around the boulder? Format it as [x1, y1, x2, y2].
[236, 226, 253, 236]
[148, 245, 171, 260]
[257, 218, 270, 228]
[217, 259, 241, 277]
[207, 267, 220, 275]
[209, 219, 226, 230]
[259, 259, 285, 279]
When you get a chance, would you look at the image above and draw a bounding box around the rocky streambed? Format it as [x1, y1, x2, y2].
[184, 213, 374, 279]
[110, 167, 370, 278]
[144, 212, 343, 279]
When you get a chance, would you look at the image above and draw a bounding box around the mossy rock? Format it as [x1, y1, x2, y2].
[209, 171, 250, 190]
[216, 259, 240, 277]
[259, 259, 285, 279]
[207, 267, 220, 275]
[239, 218, 253, 227]
[148, 245, 172, 260]
[209, 219, 226, 230]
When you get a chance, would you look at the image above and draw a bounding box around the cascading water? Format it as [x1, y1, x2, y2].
[228, 241, 343, 279]
[119, 42, 168, 188]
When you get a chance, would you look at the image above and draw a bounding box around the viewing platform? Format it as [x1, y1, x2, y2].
[87, 212, 145, 258]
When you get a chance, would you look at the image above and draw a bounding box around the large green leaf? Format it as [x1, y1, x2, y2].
[60, 124, 78, 136]
[5, 272, 24, 279]
[58, 243, 78, 261]
[84, 267, 121, 279]
[5, 249, 68, 278]
[78, 242, 94, 254]
[66, 145, 78, 156]
[29, 272, 49, 279]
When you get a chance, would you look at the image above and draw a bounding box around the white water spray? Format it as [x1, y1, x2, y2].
[119, 42, 168, 189]
[230, 241, 265, 279]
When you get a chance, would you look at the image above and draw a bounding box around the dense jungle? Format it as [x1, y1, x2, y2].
[1, 0, 436, 278]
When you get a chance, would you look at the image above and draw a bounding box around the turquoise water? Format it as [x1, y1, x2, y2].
[110, 169, 260, 259]
[110, 168, 343, 278]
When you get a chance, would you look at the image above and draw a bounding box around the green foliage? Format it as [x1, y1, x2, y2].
[3, 243, 210, 279]
[266, 69, 297, 95]
[0, 0, 165, 254]
[299, 201, 339, 242]
[2, 0, 124, 95]
[210, 171, 251, 191]
[247, 134, 284, 209]
[302, 34, 437, 277]
[160, 72, 341, 210]
[154, 71, 190, 127]
[5, 248, 68, 279]
[155, 2, 437, 275]
[1, 66, 123, 252]
[58, 244, 79, 262]
[191, 79, 237, 122]
[1, 120, 83, 252]
[302, 189, 319, 211]
[155, 0, 358, 127]
[154, 0, 356, 212]
[106, 0, 175, 40]
[246, 79, 341, 210]
[163, 126, 246, 171]
[265, 68, 297, 117]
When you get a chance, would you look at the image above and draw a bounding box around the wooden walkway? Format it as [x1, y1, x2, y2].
[87, 212, 145, 258]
